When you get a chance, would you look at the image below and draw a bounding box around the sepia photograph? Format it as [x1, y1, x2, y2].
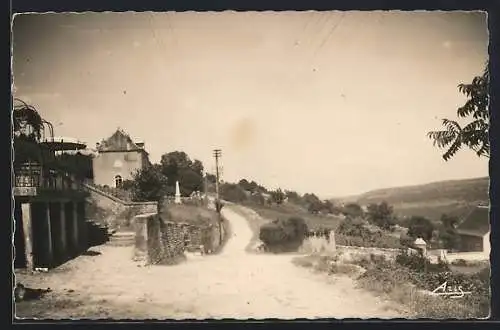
[12, 11, 490, 320]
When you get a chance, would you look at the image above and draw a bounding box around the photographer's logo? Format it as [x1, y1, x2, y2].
[431, 281, 472, 299]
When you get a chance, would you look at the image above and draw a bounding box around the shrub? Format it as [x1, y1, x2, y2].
[407, 216, 435, 242]
[336, 232, 401, 249]
[337, 217, 367, 236]
[399, 232, 414, 248]
[220, 183, 248, 203]
[129, 165, 168, 202]
[286, 216, 308, 241]
[259, 223, 288, 245]
[366, 201, 396, 230]
[358, 263, 414, 294]
[451, 259, 468, 266]
[328, 262, 366, 277]
[412, 293, 490, 319]
[395, 249, 448, 274]
[259, 216, 308, 251]
[358, 261, 491, 318]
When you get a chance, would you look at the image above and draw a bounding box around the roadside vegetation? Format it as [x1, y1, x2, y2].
[259, 216, 308, 252]
[293, 249, 490, 318]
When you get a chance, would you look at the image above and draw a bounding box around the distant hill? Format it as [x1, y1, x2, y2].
[331, 177, 489, 222]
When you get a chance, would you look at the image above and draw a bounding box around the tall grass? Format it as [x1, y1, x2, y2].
[293, 251, 490, 319]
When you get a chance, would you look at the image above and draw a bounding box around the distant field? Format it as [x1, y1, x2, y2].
[392, 202, 476, 224]
[243, 202, 343, 231]
[332, 176, 489, 222]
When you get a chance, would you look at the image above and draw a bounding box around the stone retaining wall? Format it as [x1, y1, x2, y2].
[133, 212, 225, 265]
[300, 232, 403, 262]
[335, 245, 401, 263]
[85, 183, 158, 231]
[133, 212, 185, 265]
[441, 251, 489, 263]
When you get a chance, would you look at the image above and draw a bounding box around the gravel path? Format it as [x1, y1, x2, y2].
[15, 205, 404, 320]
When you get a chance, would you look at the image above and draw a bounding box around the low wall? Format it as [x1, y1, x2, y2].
[133, 212, 226, 265]
[443, 251, 489, 263]
[335, 245, 401, 263]
[84, 183, 158, 231]
[300, 232, 401, 262]
[133, 212, 185, 265]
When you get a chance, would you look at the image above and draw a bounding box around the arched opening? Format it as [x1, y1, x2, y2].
[114, 175, 123, 188]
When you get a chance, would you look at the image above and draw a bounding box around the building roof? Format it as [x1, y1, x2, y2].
[40, 136, 87, 151]
[97, 128, 147, 154]
[456, 205, 490, 237]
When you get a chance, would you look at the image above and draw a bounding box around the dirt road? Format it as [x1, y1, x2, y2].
[15, 205, 405, 319]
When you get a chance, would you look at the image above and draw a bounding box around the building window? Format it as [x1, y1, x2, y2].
[115, 175, 123, 188]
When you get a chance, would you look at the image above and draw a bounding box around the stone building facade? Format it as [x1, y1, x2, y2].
[92, 129, 150, 188]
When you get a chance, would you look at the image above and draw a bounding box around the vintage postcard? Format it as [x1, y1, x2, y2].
[12, 11, 490, 320]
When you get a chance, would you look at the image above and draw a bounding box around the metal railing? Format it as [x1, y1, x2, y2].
[14, 161, 84, 194]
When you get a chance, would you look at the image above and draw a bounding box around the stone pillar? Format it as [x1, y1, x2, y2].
[133, 214, 149, 263]
[329, 230, 336, 252]
[72, 202, 79, 252]
[21, 203, 34, 272]
[78, 202, 88, 251]
[45, 203, 54, 266]
[60, 202, 67, 258]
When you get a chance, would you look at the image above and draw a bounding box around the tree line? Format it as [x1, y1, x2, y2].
[124, 151, 206, 202]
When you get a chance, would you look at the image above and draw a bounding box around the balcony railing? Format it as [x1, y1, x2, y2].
[13, 161, 84, 197]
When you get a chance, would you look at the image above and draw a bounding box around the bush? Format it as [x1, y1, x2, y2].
[336, 232, 401, 249]
[220, 183, 248, 203]
[129, 165, 168, 202]
[451, 259, 468, 266]
[358, 263, 490, 318]
[358, 263, 414, 294]
[259, 223, 288, 245]
[259, 216, 308, 251]
[286, 216, 308, 241]
[336, 217, 402, 249]
[394, 250, 490, 296]
[395, 249, 449, 273]
[399, 232, 414, 248]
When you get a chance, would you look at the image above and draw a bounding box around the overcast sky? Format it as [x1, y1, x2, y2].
[12, 11, 489, 198]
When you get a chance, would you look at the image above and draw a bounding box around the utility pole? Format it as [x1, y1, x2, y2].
[213, 149, 223, 244]
[213, 149, 222, 203]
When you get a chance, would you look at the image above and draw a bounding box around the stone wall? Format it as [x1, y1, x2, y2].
[84, 183, 158, 231]
[133, 212, 226, 264]
[335, 245, 401, 263]
[300, 231, 402, 262]
[133, 212, 185, 265]
[440, 251, 489, 263]
[300, 231, 336, 254]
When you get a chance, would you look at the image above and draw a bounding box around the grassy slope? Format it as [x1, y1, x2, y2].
[242, 201, 343, 231]
[332, 177, 489, 222]
[160, 204, 219, 227]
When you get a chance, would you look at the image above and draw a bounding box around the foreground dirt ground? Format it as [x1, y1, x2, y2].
[14, 205, 408, 320]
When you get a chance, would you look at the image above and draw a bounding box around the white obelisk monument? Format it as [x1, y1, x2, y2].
[175, 180, 181, 204]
